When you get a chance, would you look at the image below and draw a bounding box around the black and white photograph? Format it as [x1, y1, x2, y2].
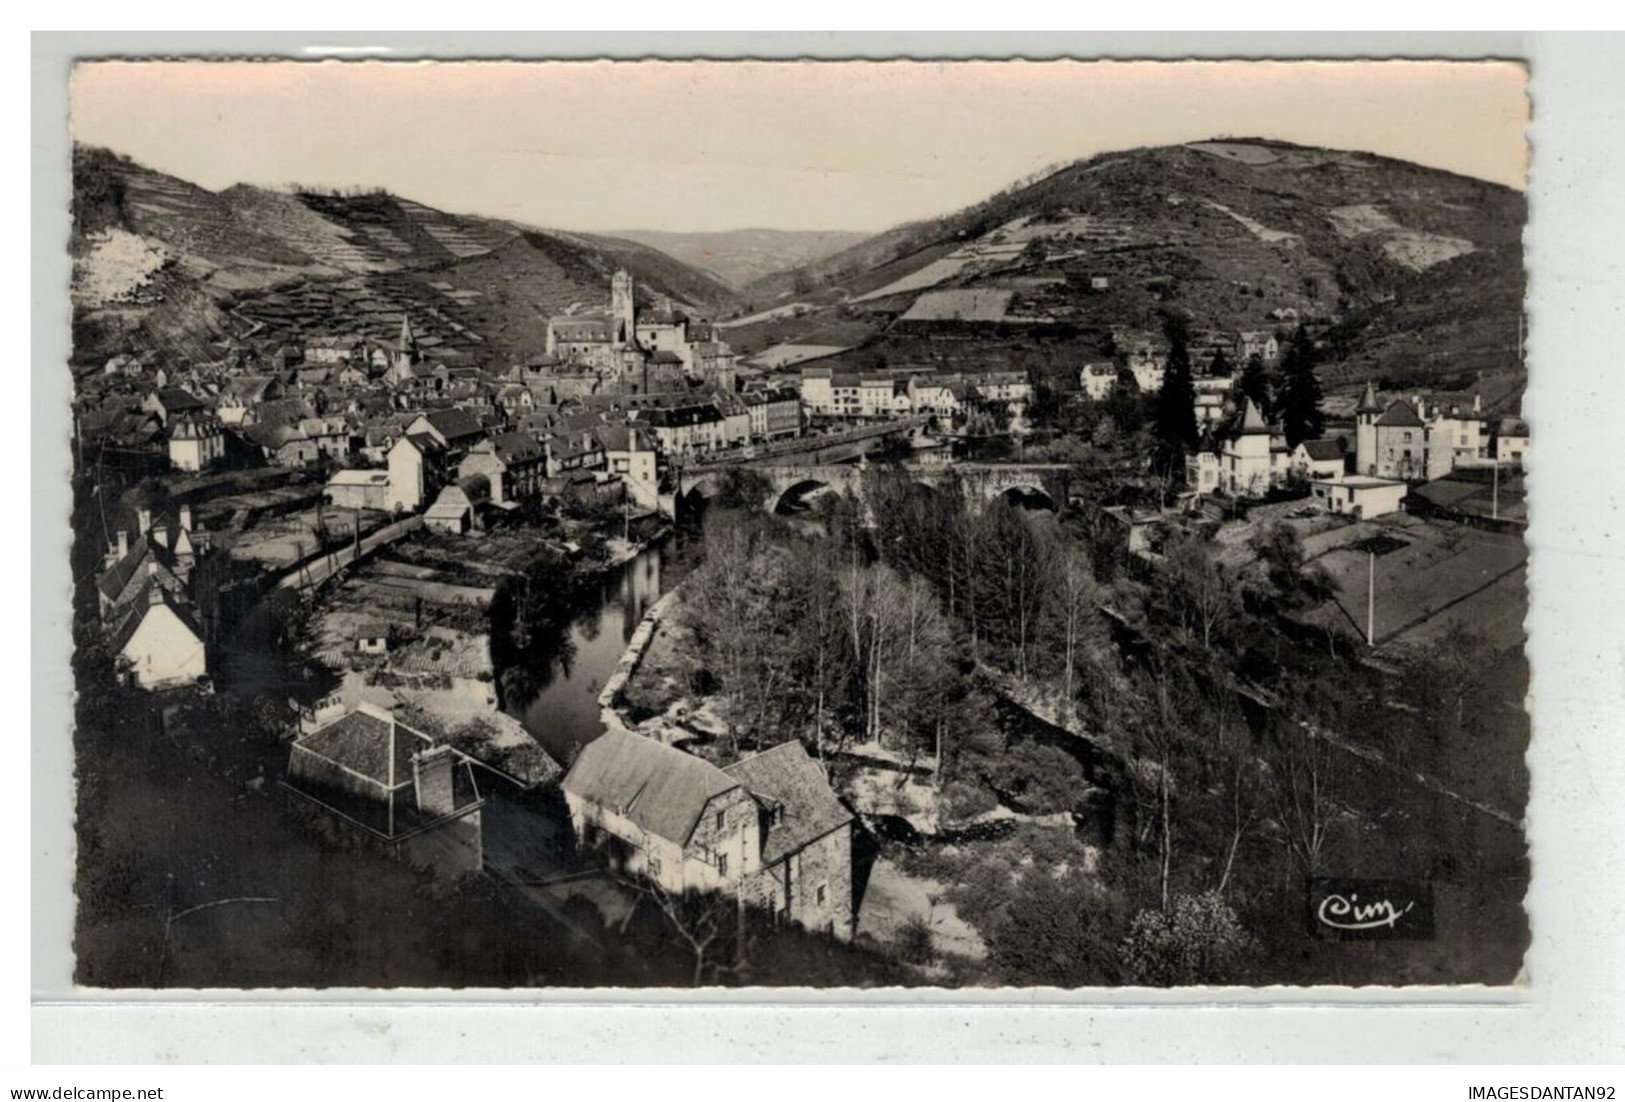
[60, 56, 1533, 991]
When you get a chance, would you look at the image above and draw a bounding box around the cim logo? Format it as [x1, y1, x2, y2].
[1308, 878, 1436, 940]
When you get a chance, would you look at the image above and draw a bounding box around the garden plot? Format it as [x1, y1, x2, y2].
[226, 506, 383, 571]
[1313, 521, 1527, 645]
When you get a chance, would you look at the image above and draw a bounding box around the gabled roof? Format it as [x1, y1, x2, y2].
[563, 729, 741, 846]
[1298, 438, 1345, 461]
[724, 741, 853, 865]
[595, 423, 654, 453]
[97, 535, 173, 603]
[484, 431, 546, 465]
[419, 407, 486, 443]
[152, 387, 207, 413]
[1376, 400, 1424, 428]
[550, 318, 613, 341]
[108, 586, 204, 655]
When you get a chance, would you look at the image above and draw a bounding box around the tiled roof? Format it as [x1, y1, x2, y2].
[422, 407, 486, 443]
[486, 431, 546, 465]
[294, 709, 432, 789]
[1376, 401, 1425, 428]
[563, 729, 740, 846]
[724, 741, 853, 865]
[1299, 439, 1345, 461]
[154, 387, 207, 412]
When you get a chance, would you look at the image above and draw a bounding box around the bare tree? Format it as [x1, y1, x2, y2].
[1273, 724, 1335, 879]
[634, 879, 748, 987]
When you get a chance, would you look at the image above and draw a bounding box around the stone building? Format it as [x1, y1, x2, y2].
[285, 702, 486, 874]
[561, 730, 856, 941]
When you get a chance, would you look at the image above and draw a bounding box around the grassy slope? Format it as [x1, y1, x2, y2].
[70, 145, 743, 369]
[741, 140, 1526, 394]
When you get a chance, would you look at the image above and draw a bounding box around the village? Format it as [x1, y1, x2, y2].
[75, 255, 1530, 985]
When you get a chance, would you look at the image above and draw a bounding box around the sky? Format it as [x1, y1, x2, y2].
[70, 59, 1529, 234]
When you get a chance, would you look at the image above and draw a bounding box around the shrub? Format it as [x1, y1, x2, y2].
[895, 914, 937, 966]
[979, 742, 1092, 816]
[939, 779, 999, 823]
[1120, 891, 1259, 986]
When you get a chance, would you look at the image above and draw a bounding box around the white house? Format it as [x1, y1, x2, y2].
[1496, 419, 1530, 466]
[110, 585, 207, 690]
[1311, 474, 1408, 519]
[386, 435, 432, 513]
[167, 411, 225, 472]
[1080, 363, 1117, 402]
[562, 728, 762, 896]
[1291, 439, 1347, 481]
[1217, 398, 1278, 497]
[326, 468, 392, 512]
[598, 424, 660, 512]
[799, 368, 835, 416]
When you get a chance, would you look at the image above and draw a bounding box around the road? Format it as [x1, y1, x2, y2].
[274, 514, 423, 592]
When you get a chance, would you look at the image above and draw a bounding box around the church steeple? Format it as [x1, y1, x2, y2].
[610, 269, 634, 348]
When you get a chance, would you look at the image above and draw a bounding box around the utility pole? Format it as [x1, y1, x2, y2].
[1492, 460, 1500, 521]
[1366, 549, 1376, 647]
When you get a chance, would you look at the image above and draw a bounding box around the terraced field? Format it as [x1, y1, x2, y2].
[70, 144, 740, 368]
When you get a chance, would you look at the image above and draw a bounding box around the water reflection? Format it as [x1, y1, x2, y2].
[511, 546, 663, 766]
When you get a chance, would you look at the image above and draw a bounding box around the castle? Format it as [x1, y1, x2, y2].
[544, 270, 737, 393]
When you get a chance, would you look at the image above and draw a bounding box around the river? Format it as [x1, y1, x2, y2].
[508, 543, 666, 766]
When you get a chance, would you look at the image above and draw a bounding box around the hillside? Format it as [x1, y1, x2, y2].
[603, 228, 871, 288]
[740, 139, 1527, 401]
[69, 145, 743, 370]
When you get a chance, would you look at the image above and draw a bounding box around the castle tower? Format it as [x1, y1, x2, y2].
[1355, 379, 1381, 476]
[610, 269, 634, 348]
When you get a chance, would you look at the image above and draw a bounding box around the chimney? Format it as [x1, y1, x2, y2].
[116, 530, 128, 560]
[1415, 396, 1426, 421]
[179, 504, 193, 532]
[1474, 394, 1482, 414]
[146, 561, 163, 605]
[136, 508, 151, 536]
[412, 745, 458, 819]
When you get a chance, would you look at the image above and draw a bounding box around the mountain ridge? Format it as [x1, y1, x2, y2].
[725, 138, 1525, 403]
[70, 144, 743, 370]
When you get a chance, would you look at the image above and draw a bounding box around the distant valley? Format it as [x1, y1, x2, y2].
[602, 228, 871, 288]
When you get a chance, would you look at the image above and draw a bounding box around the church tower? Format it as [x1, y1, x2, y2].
[1355, 379, 1382, 476]
[610, 269, 635, 348]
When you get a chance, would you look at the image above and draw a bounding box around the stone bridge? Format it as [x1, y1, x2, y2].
[675, 461, 1075, 515]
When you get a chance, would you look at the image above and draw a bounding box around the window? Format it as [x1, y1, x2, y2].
[717, 853, 729, 878]
[715, 810, 726, 832]
[816, 883, 828, 907]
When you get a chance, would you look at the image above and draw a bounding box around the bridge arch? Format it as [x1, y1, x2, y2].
[772, 478, 838, 515]
[998, 483, 1058, 511]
